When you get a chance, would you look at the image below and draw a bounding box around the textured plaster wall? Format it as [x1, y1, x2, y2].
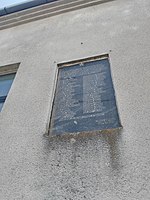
[0, 0, 150, 199]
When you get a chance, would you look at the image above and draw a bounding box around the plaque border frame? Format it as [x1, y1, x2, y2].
[46, 54, 122, 139]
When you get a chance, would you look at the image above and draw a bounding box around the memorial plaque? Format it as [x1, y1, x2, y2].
[49, 57, 121, 136]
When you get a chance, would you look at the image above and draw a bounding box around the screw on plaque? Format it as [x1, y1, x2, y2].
[80, 62, 84, 67]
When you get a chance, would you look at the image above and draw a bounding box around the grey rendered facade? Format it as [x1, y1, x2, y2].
[0, 0, 150, 199]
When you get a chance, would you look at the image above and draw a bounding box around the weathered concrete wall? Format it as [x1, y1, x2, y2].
[0, 0, 150, 199]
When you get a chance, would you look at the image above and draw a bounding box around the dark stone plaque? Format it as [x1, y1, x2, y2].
[50, 58, 121, 136]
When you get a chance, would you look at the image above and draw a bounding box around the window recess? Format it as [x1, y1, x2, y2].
[0, 63, 19, 112]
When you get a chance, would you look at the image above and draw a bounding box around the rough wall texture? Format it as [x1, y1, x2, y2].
[0, 0, 150, 199]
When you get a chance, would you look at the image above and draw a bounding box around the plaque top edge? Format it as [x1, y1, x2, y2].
[58, 54, 109, 69]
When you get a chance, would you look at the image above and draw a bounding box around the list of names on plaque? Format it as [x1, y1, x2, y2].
[50, 58, 121, 135]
